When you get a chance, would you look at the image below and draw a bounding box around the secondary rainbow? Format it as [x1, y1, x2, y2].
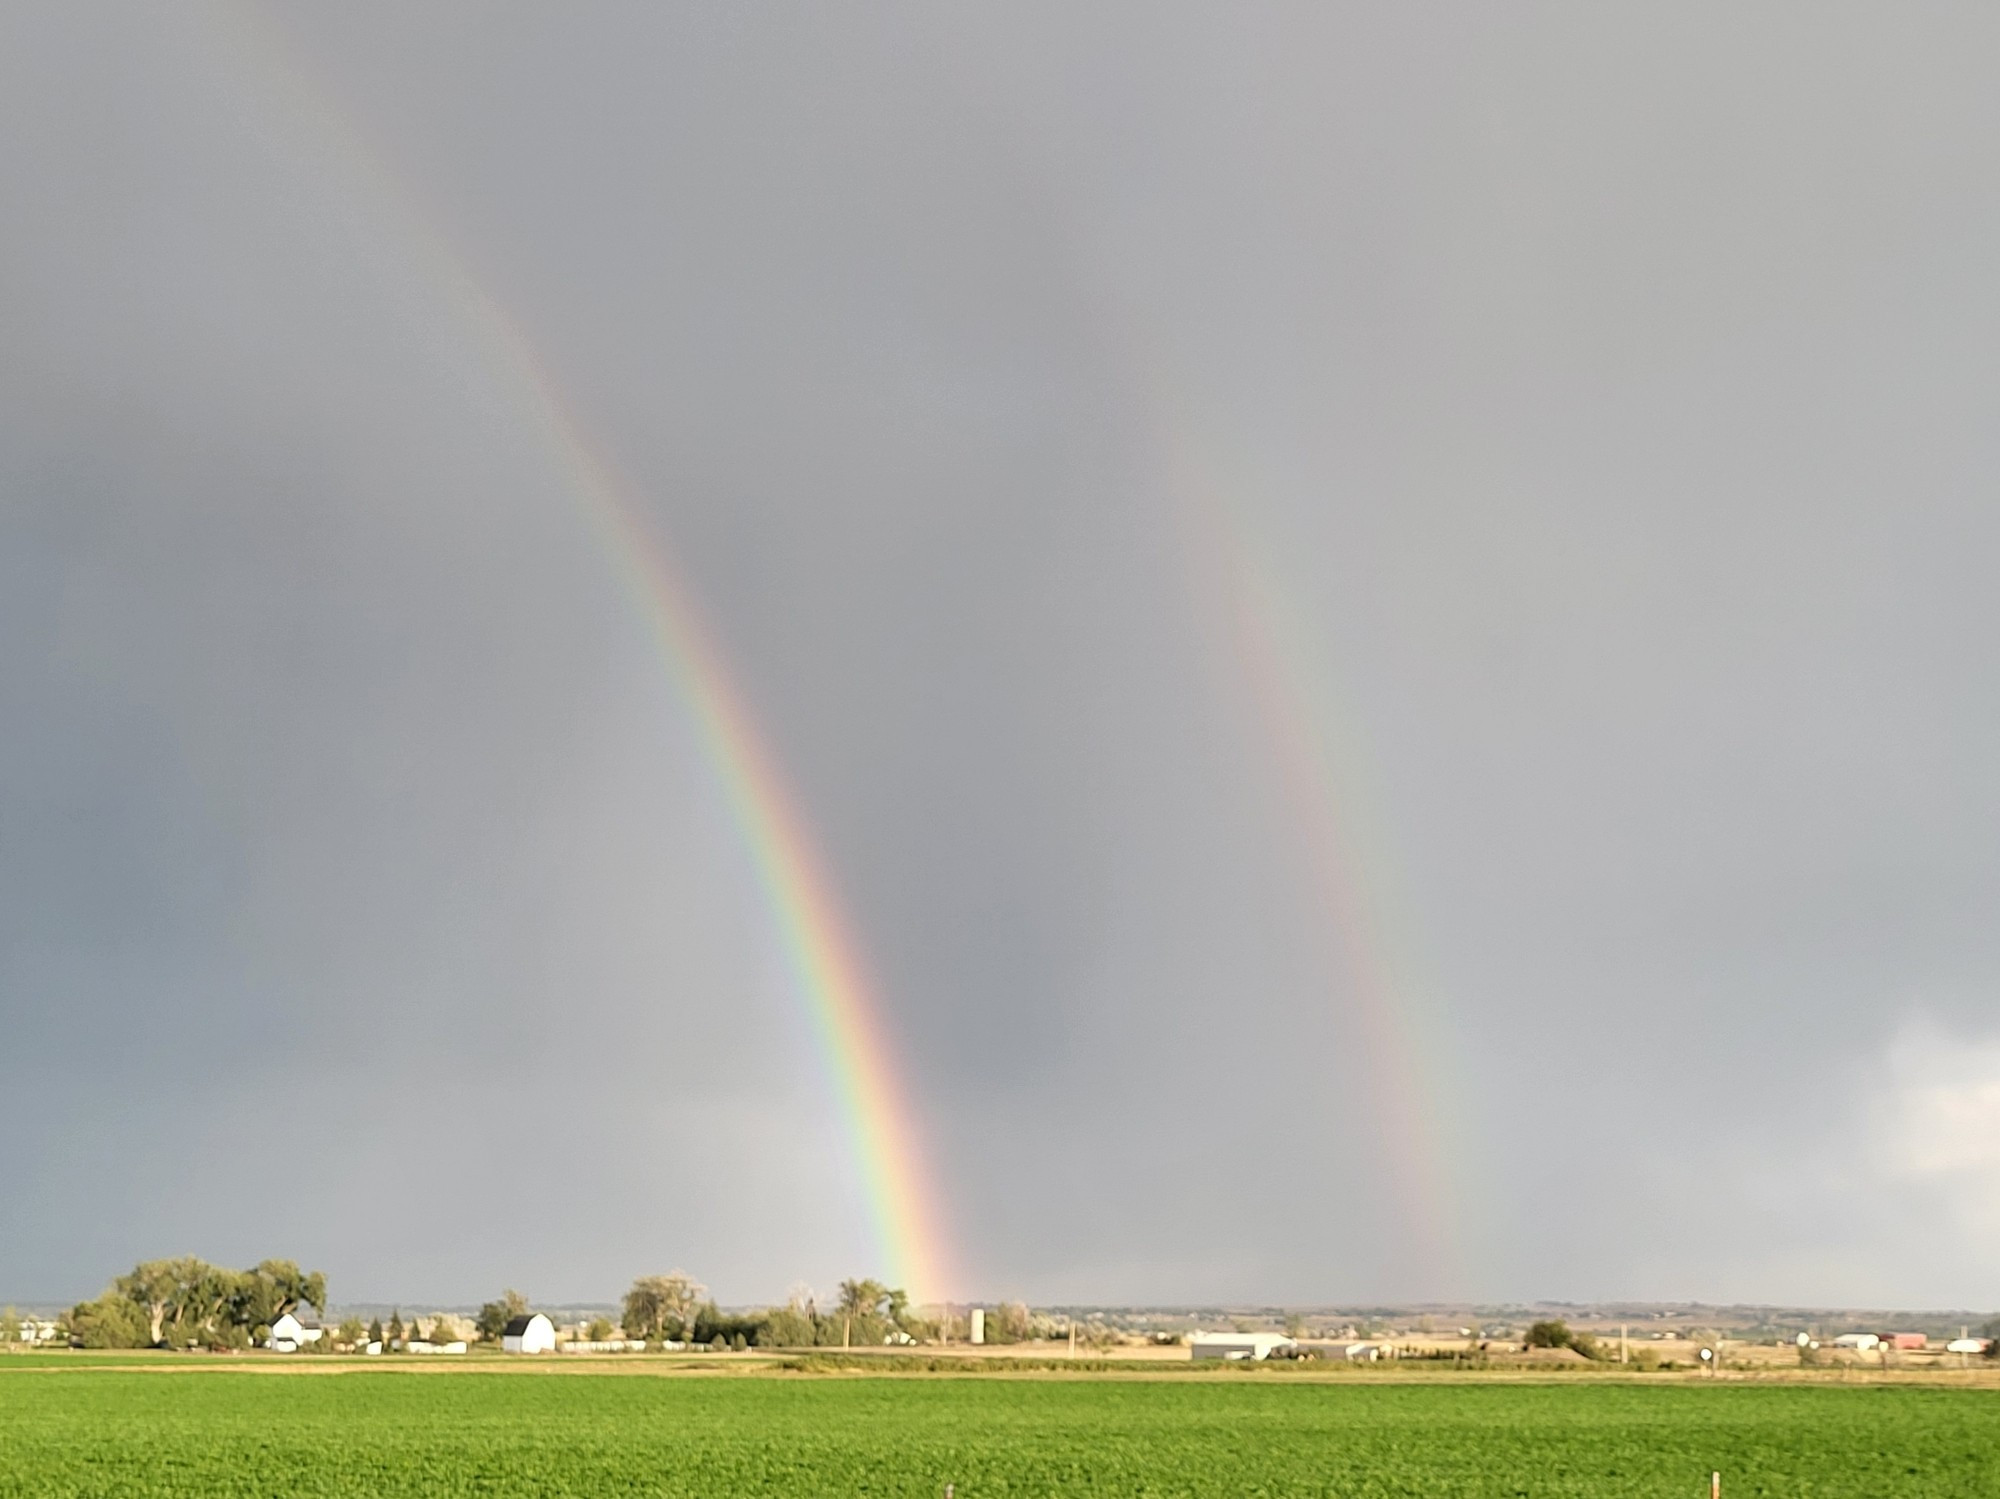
[217, 4, 954, 1301]
[1158, 404, 1464, 1290]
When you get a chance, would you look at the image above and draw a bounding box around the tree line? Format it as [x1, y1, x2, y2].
[52, 1257, 1042, 1352]
[65, 1259, 327, 1350]
[476, 1273, 964, 1350]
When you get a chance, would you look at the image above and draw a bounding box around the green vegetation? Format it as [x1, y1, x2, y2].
[63, 1258, 327, 1350]
[616, 1272, 928, 1349]
[1521, 1319, 1608, 1360]
[0, 1368, 1992, 1496]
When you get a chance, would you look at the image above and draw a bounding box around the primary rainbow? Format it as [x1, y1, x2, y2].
[219, 4, 953, 1301]
[571, 452, 955, 1305]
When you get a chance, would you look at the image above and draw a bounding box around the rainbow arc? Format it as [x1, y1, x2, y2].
[218, 6, 953, 1300]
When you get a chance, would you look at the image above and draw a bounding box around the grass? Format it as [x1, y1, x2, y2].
[0, 1363, 1992, 1496]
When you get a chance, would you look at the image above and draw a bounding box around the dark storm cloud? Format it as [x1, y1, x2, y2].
[5, 2, 2000, 1309]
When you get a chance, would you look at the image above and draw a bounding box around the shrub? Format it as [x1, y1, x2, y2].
[762, 1305, 815, 1347]
[1525, 1321, 1571, 1350]
[67, 1296, 148, 1349]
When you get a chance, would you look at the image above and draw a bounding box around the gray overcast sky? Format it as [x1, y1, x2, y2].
[5, 2, 2000, 1311]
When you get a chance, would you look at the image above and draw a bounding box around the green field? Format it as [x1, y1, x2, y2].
[0, 1366, 1992, 1497]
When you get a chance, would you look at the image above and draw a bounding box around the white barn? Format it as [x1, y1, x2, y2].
[1190, 1331, 1297, 1361]
[502, 1313, 556, 1354]
[267, 1313, 324, 1352]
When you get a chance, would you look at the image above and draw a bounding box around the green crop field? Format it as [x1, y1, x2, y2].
[0, 1365, 1992, 1497]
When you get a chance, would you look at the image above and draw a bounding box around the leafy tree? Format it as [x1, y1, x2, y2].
[689, 1305, 764, 1347]
[114, 1258, 243, 1347]
[835, 1279, 899, 1346]
[235, 1260, 325, 1328]
[388, 1310, 406, 1350]
[67, 1295, 148, 1349]
[586, 1316, 614, 1342]
[113, 1260, 187, 1347]
[989, 1302, 1031, 1345]
[1525, 1320, 1571, 1349]
[475, 1289, 529, 1343]
[837, 1279, 890, 1318]
[336, 1316, 366, 1349]
[0, 1307, 20, 1347]
[762, 1303, 816, 1347]
[622, 1273, 704, 1342]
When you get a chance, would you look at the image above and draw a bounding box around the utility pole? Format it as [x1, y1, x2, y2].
[1621, 1324, 1628, 1365]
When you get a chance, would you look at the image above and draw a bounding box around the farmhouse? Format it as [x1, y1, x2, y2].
[1189, 1331, 1297, 1361]
[267, 1313, 324, 1352]
[502, 1313, 556, 1354]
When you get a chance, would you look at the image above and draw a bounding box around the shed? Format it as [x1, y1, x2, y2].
[502, 1313, 556, 1354]
[1307, 1340, 1387, 1362]
[1190, 1331, 1297, 1361]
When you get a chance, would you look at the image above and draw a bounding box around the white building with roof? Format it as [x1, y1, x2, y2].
[267, 1313, 324, 1352]
[502, 1313, 556, 1354]
[1190, 1331, 1297, 1361]
[1313, 1340, 1392, 1361]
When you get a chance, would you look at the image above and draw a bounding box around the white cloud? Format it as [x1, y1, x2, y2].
[1866, 1023, 2000, 1208]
